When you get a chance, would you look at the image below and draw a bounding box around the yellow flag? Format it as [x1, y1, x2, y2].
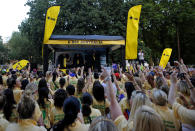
[12, 60, 30, 70]
[159, 48, 172, 69]
[125, 5, 142, 59]
[43, 6, 60, 44]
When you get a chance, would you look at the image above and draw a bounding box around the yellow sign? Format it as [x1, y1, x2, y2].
[159, 48, 172, 69]
[44, 40, 125, 45]
[43, 6, 60, 44]
[12, 60, 30, 70]
[125, 5, 142, 59]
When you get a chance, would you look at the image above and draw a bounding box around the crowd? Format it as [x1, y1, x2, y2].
[0, 59, 194, 131]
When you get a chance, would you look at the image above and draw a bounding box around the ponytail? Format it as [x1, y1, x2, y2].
[38, 87, 49, 108]
[53, 96, 80, 131]
[82, 104, 92, 124]
[53, 111, 77, 131]
[81, 92, 93, 124]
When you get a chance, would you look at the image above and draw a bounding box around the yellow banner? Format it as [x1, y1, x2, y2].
[159, 48, 172, 69]
[43, 6, 60, 44]
[125, 5, 142, 59]
[44, 40, 125, 45]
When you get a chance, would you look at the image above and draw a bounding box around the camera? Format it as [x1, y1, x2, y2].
[178, 73, 186, 79]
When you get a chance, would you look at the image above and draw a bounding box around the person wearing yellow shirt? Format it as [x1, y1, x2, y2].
[51, 97, 89, 131]
[50, 89, 68, 126]
[177, 80, 191, 107]
[59, 77, 66, 91]
[45, 71, 55, 91]
[133, 105, 165, 131]
[37, 87, 53, 129]
[152, 89, 180, 131]
[13, 78, 23, 104]
[68, 72, 78, 91]
[6, 94, 46, 131]
[3, 88, 18, 123]
[99, 68, 154, 131]
[52, 71, 60, 91]
[124, 91, 151, 131]
[89, 116, 118, 131]
[143, 74, 155, 90]
[76, 78, 85, 100]
[168, 70, 195, 130]
[92, 82, 110, 116]
[81, 93, 101, 124]
[165, 72, 171, 87]
[119, 82, 135, 120]
[1, 70, 7, 87]
[38, 78, 54, 97]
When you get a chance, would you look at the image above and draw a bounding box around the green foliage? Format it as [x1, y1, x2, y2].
[0, 36, 9, 64]
[138, 40, 152, 64]
[8, 32, 38, 62]
[139, 0, 195, 64]
[14, 0, 195, 64]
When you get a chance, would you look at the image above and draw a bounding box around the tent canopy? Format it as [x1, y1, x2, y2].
[45, 35, 125, 51]
[43, 35, 125, 73]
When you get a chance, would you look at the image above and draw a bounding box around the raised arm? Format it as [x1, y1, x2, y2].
[80, 66, 84, 78]
[168, 71, 178, 105]
[88, 68, 93, 83]
[158, 70, 168, 86]
[101, 67, 123, 120]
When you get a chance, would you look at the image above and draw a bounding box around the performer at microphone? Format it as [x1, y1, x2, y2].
[73, 53, 84, 68]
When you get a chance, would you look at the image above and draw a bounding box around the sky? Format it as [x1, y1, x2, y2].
[0, 0, 29, 43]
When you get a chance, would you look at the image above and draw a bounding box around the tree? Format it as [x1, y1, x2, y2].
[18, 0, 195, 64]
[0, 36, 9, 64]
[138, 0, 195, 64]
[8, 32, 37, 62]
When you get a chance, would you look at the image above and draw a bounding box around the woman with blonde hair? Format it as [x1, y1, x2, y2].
[133, 105, 165, 131]
[127, 92, 151, 131]
[129, 91, 151, 121]
[152, 89, 180, 131]
[89, 116, 118, 131]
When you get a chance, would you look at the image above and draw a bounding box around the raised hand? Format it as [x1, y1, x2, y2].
[170, 71, 177, 85]
[101, 66, 110, 80]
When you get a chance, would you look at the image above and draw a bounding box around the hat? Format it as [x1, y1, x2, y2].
[114, 73, 120, 79]
[69, 72, 76, 77]
[1, 69, 6, 74]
